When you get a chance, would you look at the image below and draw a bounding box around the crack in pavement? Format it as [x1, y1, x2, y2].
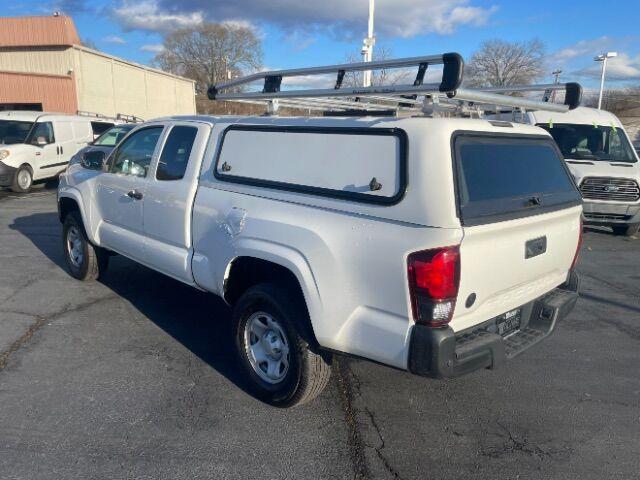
[335, 358, 369, 480]
[0, 294, 119, 373]
[481, 421, 572, 460]
[335, 359, 407, 480]
[362, 407, 405, 480]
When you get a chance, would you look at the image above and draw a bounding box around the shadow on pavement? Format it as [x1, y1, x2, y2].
[9, 211, 251, 398]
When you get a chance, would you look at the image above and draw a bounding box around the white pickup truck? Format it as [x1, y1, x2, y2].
[57, 55, 583, 407]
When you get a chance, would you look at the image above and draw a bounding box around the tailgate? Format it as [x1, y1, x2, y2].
[453, 206, 581, 332]
[450, 132, 583, 332]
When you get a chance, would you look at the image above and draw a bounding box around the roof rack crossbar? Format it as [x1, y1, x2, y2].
[208, 53, 583, 115]
[452, 88, 572, 113]
[208, 52, 464, 101]
[477, 82, 582, 109]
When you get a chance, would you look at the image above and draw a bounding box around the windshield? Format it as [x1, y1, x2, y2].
[0, 120, 34, 145]
[538, 123, 637, 163]
[93, 125, 135, 147]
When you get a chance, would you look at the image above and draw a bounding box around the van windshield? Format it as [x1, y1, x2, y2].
[538, 123, 637, 163]
[0, 120, 34, 145]
[93, 124, 135, 147]
[454, 134, 581, 225]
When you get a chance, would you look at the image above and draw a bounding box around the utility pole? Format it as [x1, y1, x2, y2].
[361, 0, 375, 87]
[550, 69, 562, 102]
[595, 52, 617, 110]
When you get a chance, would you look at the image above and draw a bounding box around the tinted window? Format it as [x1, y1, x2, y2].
[29, 122, 55, 145]
[455, 135, 581, 225]
[0, 120, 33, 144]
[110, 127, 163, 177]
[538, 123, 637, 163]
[156, 126, 198, 181]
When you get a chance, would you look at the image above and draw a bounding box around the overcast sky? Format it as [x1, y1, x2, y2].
[9, 0, 640, 88]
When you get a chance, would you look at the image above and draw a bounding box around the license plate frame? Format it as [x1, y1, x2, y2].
[496, 308, 522, 337]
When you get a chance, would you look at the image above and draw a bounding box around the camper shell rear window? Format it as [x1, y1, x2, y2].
[452, 132, 582, 226]
[214, 125, 407, 205]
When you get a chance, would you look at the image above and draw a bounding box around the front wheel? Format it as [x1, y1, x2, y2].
[612, 223, 640, 237]
[62, 212, 109, 281]
[233, 283, 331, 407]
[10, 165, 32, 193]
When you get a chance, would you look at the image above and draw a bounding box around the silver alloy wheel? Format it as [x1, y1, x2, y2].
[244, 311, 290, 384]
[66, 226, 84, 268]
[17, 169, 31, 190]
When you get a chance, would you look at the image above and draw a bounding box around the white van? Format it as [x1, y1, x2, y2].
[523, 107, 640, 236]
[0, 111, 94, 192]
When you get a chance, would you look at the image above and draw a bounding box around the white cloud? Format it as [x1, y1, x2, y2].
[140, 44, 165, 53]
[552, 36, 613, 62]
[574, 53, 640, 81]
[108, 0, 496, 37]
[103, 35, 126, 44]
[112, 0, 204, 33]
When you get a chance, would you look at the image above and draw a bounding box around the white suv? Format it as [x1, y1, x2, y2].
[57, 55, 583, 406]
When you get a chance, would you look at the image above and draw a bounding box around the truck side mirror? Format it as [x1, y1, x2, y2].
[81, 150, 106, 171]
[35, 136, 48, 147]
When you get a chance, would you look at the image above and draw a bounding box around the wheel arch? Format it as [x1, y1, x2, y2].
[57, 190, 97, 244]
[223, 253, 322, 348]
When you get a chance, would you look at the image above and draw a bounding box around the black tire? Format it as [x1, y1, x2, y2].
[62, 212, 109, 281]
[612, 224, 640, 237]
[233, 283, 331, 407]
[10, 165, 33, 193]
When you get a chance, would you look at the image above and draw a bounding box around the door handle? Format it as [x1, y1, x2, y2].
[127, 190, 143, 200]
[60, 146, 64, 155]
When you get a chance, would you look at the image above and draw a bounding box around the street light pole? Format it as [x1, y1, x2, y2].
[595, 51, 617, 110]
[362, 0, 375, 87]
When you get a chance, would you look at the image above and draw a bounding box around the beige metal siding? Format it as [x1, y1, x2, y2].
[73, 47, 196, 119]
[0, 46, 73, 76]
[0, 71, 77, 112]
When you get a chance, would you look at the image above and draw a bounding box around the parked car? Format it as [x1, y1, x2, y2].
[0, 111, 94, 192]
[57, 55, 582, 407]
[68, 123, 136, 169]
[524, 107, 640, 236]
[57, 114, 582, 405]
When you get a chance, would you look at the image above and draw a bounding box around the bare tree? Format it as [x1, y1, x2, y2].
[466, 39, 545, 88]
[343, 46, 410, 87]
[583, 87, 640, 116]
[154, 23, 263, 95]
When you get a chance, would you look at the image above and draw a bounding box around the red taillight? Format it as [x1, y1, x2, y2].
[408, 246, 460, 327]
[571, 218, 583, 270]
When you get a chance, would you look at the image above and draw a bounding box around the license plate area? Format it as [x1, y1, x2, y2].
[496, 308, 522, 337]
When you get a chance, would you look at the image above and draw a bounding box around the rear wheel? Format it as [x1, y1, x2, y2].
[62, 212, 109, 281]
[612, 224, 640, 237]
[233, 283, 331, 407]
[10, 165, 32, 193]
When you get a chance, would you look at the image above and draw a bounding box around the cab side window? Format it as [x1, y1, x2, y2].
[156, 126, 198, 181]
[29, 122, 55, 145]
[110, 127, 163, 178]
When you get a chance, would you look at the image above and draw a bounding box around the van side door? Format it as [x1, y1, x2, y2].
[53, 121, 75, 169]
[143, 122, 209, 284]
[95, 125, 165, 262]
[27, 121, 58, 179]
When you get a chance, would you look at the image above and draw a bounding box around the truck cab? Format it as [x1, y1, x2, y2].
[0, 111, 94, 192]
[526, 107, 640, 236]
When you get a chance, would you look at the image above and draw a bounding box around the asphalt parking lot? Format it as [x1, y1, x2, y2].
[1, 187, 639, 480]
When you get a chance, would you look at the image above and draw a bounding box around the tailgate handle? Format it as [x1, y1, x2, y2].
[525, 236, 547, 259]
